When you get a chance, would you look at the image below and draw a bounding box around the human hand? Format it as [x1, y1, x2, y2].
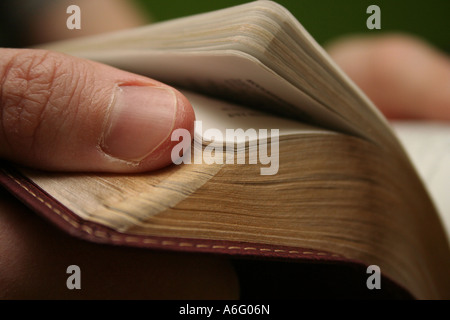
[327, 34, 450, 120]
[0, 48, 194, 172]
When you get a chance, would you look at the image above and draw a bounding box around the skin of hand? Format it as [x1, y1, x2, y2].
[0, 0, 239, 299]
[326, 33, 450, 120]
[0, 48, 196, 172]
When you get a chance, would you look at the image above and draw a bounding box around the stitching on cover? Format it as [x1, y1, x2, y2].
[7, 173, 342, 259]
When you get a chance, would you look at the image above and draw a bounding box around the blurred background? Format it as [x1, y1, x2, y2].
[0, 0, 448, 53]
[137, 0, 449, 53]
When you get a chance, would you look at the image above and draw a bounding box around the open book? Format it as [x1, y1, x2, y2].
[1, 1, 449, 299]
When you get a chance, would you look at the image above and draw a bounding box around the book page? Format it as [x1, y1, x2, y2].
[41, 0, 408, 155]
[41, 0, 403, 153]
[79, 50, 360, 138]
[182, 90, 332, 145]
[392, 121, 450, 240]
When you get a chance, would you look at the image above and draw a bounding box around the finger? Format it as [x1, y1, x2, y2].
[0, 48, 195, 172]
[326, 34, 450, 120]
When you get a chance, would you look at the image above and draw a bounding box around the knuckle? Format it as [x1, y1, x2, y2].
[0, 49, 86, 153]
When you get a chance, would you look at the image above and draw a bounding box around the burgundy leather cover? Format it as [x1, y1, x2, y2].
[0, 162, 414, 299]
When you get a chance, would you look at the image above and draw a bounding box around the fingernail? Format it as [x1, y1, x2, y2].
[101, 86, 177, 162]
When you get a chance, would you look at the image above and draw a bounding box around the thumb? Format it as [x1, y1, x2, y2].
[0, 48, 195, 172]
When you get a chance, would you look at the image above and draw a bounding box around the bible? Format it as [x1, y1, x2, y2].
[1, 1, 449, 299]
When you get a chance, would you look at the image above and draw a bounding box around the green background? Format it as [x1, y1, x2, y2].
[135, 0, 450, 53]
